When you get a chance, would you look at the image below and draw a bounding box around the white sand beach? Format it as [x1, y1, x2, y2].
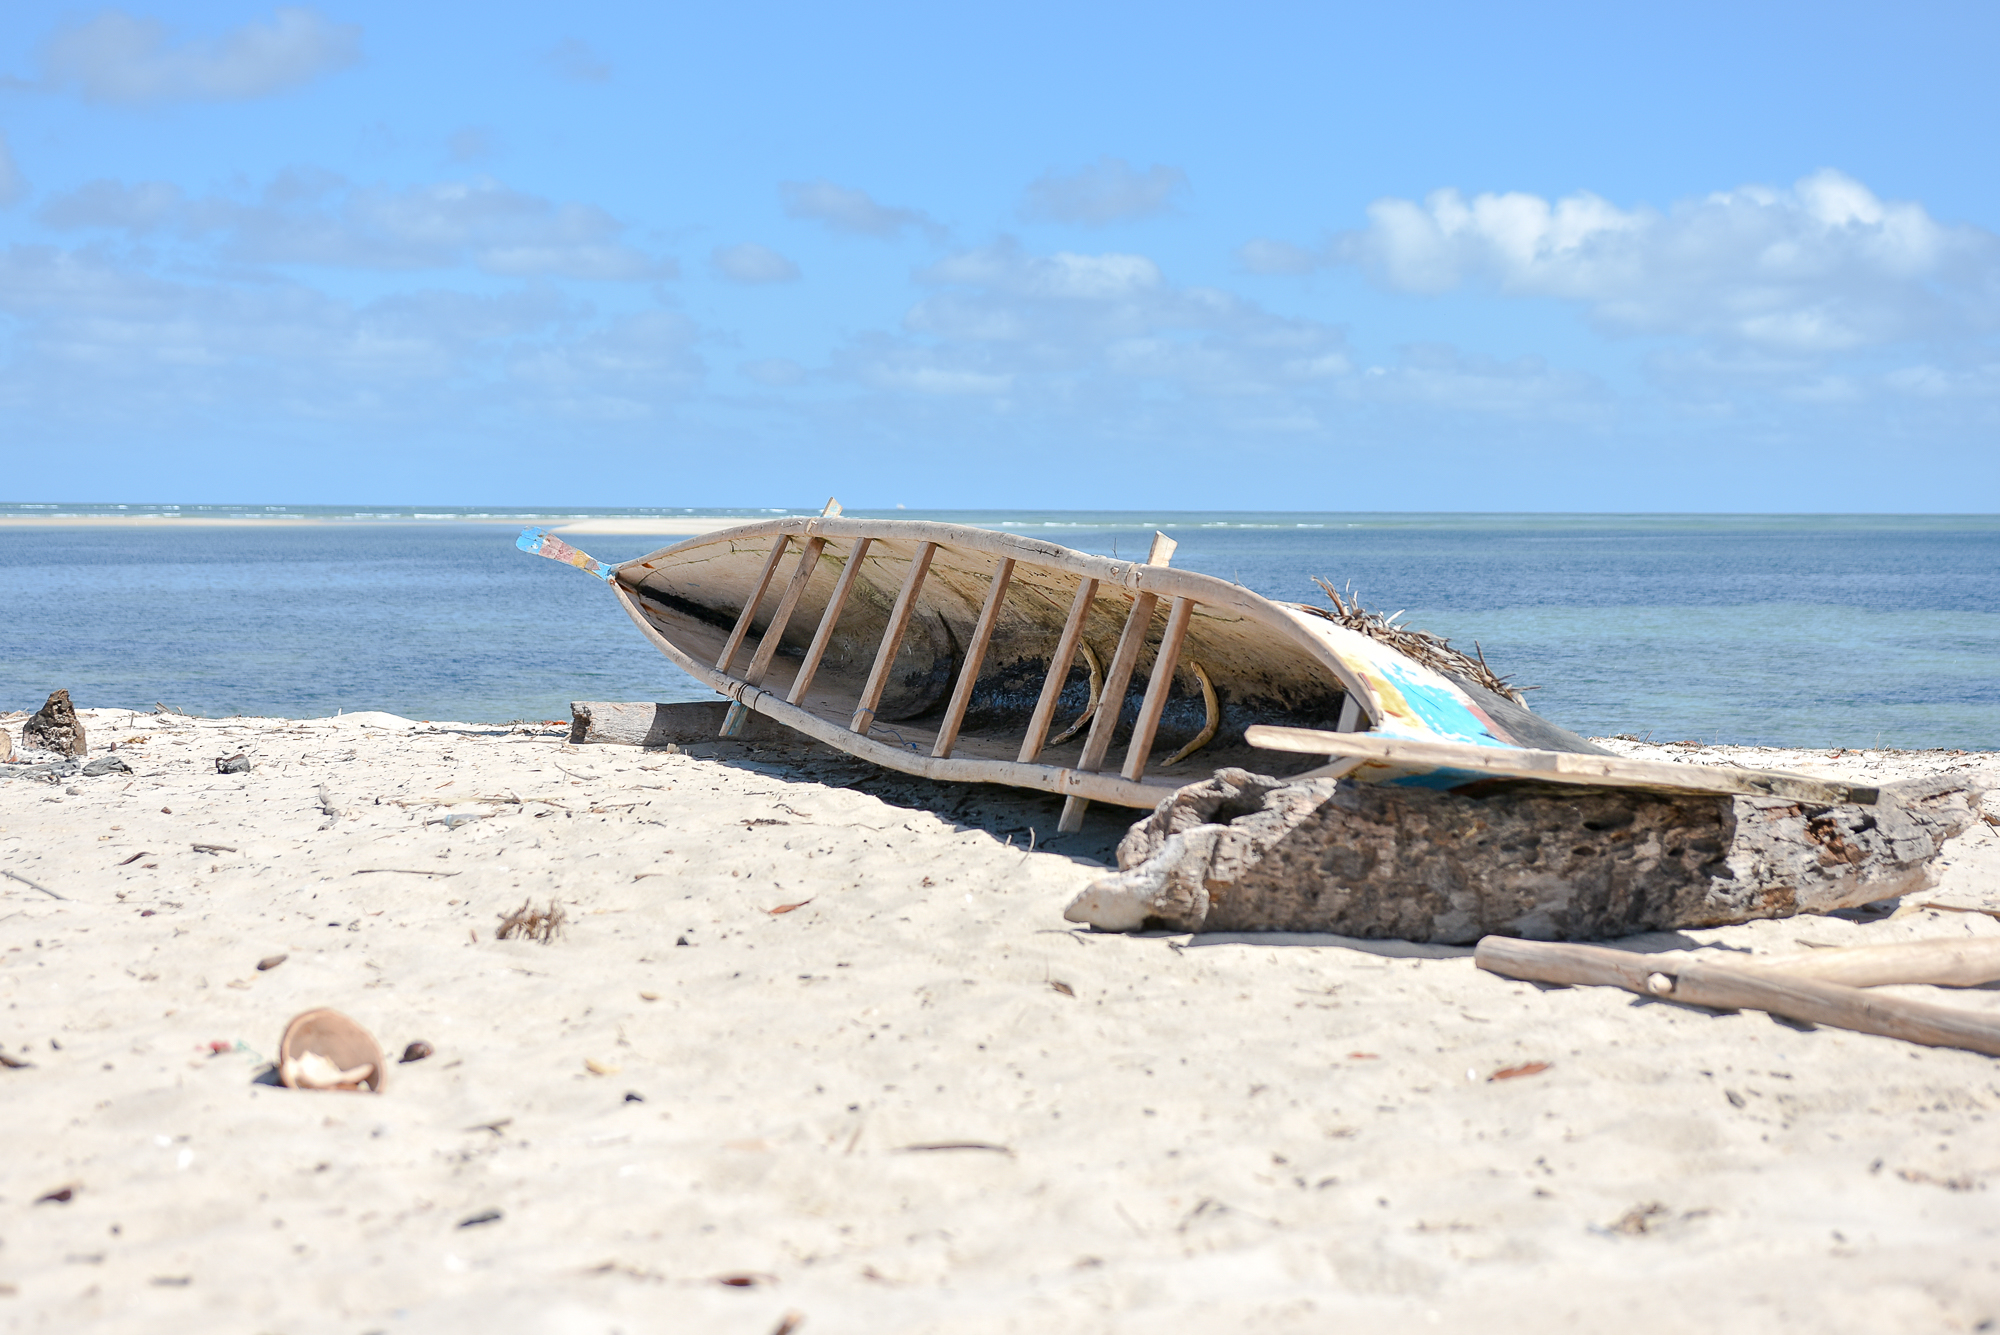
[3, 710, 1997, 1333]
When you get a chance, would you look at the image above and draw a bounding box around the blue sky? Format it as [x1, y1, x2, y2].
[1, 1, 1995, 510]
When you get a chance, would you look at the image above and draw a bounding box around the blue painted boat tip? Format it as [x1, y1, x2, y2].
[516, 527, 547, 553]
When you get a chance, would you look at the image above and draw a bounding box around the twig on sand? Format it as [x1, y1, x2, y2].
[1, 868, 66, 901]
[352, 868, 462, 877]
[496, 898, 566, 943]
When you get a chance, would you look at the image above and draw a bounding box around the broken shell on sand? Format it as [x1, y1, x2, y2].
[277, 1008, 387, 1093]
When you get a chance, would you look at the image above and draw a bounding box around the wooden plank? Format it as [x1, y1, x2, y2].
[1017, 577, 1099, 764]
[714, 535, 792, 674]
[931, 557, 1015, 759]
[743, 536, 827, 687]
[786, 537, 872, 705]
[850, 541, 938, 735]
[1058, 590, 1159, 832]
[1120, 596, 1194, 782]
[1474, 936, 2000, 1059]
[1244, 726, 1879, 806]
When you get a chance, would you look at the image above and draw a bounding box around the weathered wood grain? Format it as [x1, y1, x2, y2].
[1065, 768, 1984, 940]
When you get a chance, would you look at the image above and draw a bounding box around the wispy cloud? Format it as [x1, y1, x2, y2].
[544, 37, 610, 85]
[38, 7, 360, 104]
[0, 131, 26, 207]
[37, 170, 676, 281]
[711, 242, 799, 284]
[1022, 156, 1187, 226]
[781, 179, 940, 240]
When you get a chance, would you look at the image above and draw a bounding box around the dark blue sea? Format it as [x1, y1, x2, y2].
[4, 507, 1996, 750]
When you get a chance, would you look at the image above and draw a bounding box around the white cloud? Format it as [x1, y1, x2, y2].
[823, 239, 1359, 409]
[0, 241, 697, 428]
[1326, 170, 2000, 351]
[37, 171, 676, 281]
[447, 127, 496, 163]
[711, 242, 800, 284]
[781, 179, 939, 239]
[545, 38, 611, 84]
[1237, 237, 1318, 275]
[0, 130, 26, 207]
[742, 357, 806, 386]
[1022, 156, 1187, 225]
[40, 7, 360, 103]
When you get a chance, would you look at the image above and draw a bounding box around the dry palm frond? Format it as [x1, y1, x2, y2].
[1306, 577, 1533, 704]
[496, 898, 568, 944]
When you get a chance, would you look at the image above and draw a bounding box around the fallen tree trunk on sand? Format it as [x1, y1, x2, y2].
[1065, 768, 1988, 942]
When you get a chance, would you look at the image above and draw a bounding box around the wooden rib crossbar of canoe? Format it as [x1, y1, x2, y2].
[518, 510, 1827, 828]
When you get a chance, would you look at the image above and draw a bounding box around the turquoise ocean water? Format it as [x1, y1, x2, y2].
[3, 507, 1995, 750]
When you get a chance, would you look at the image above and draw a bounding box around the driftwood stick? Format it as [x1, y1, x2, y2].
[1474, 936, 2000, 1059]
[2, 868, 66, 901]
[1725, 938, 2000, 989]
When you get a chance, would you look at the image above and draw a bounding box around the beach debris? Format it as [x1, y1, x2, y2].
[1067, 768, 1985, 941]
[714, 1273, 776, 1288]
[81, 755, 132, 776]
[893, 1141, 1015, 1156]
[117, 851, 150, 866]
[1049, 980, 1075, 997]
[1307, 579, 1529, 703]
[191, 843, 237, 855]
[36, 1185, 76, 1204]
[1608, 1202, 1670, 1236]
[352, 868, 461, 877]
[457, 1209, 504, 1228]
[1476, 936, 2000, 1058]
[23, 691, 87, 756]
[497, 899, 566, 943]
[584, 1058, 621, 1076]
[2, 868, 66, 900]
[400, 1041, 434, 1063]
[214, 753, 251, 774]
[771, 1311, 805, 1335]
[276, 1008, 387, 1093]
[0, 729, 11, 762]
[1489, 1062, 1551, 1082]
[256, 954, 287, 971]
[765, 899, 812, 915]
[1, 1049, 31, 1069]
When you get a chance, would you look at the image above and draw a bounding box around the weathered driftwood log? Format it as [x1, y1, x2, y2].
[1474, 937, 2000, 1059]
[22, 689, 86, 757]
[1065, 767, 1988, 942]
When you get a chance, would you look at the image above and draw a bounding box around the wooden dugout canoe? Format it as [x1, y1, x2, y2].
[519, 510, 1625, 829]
